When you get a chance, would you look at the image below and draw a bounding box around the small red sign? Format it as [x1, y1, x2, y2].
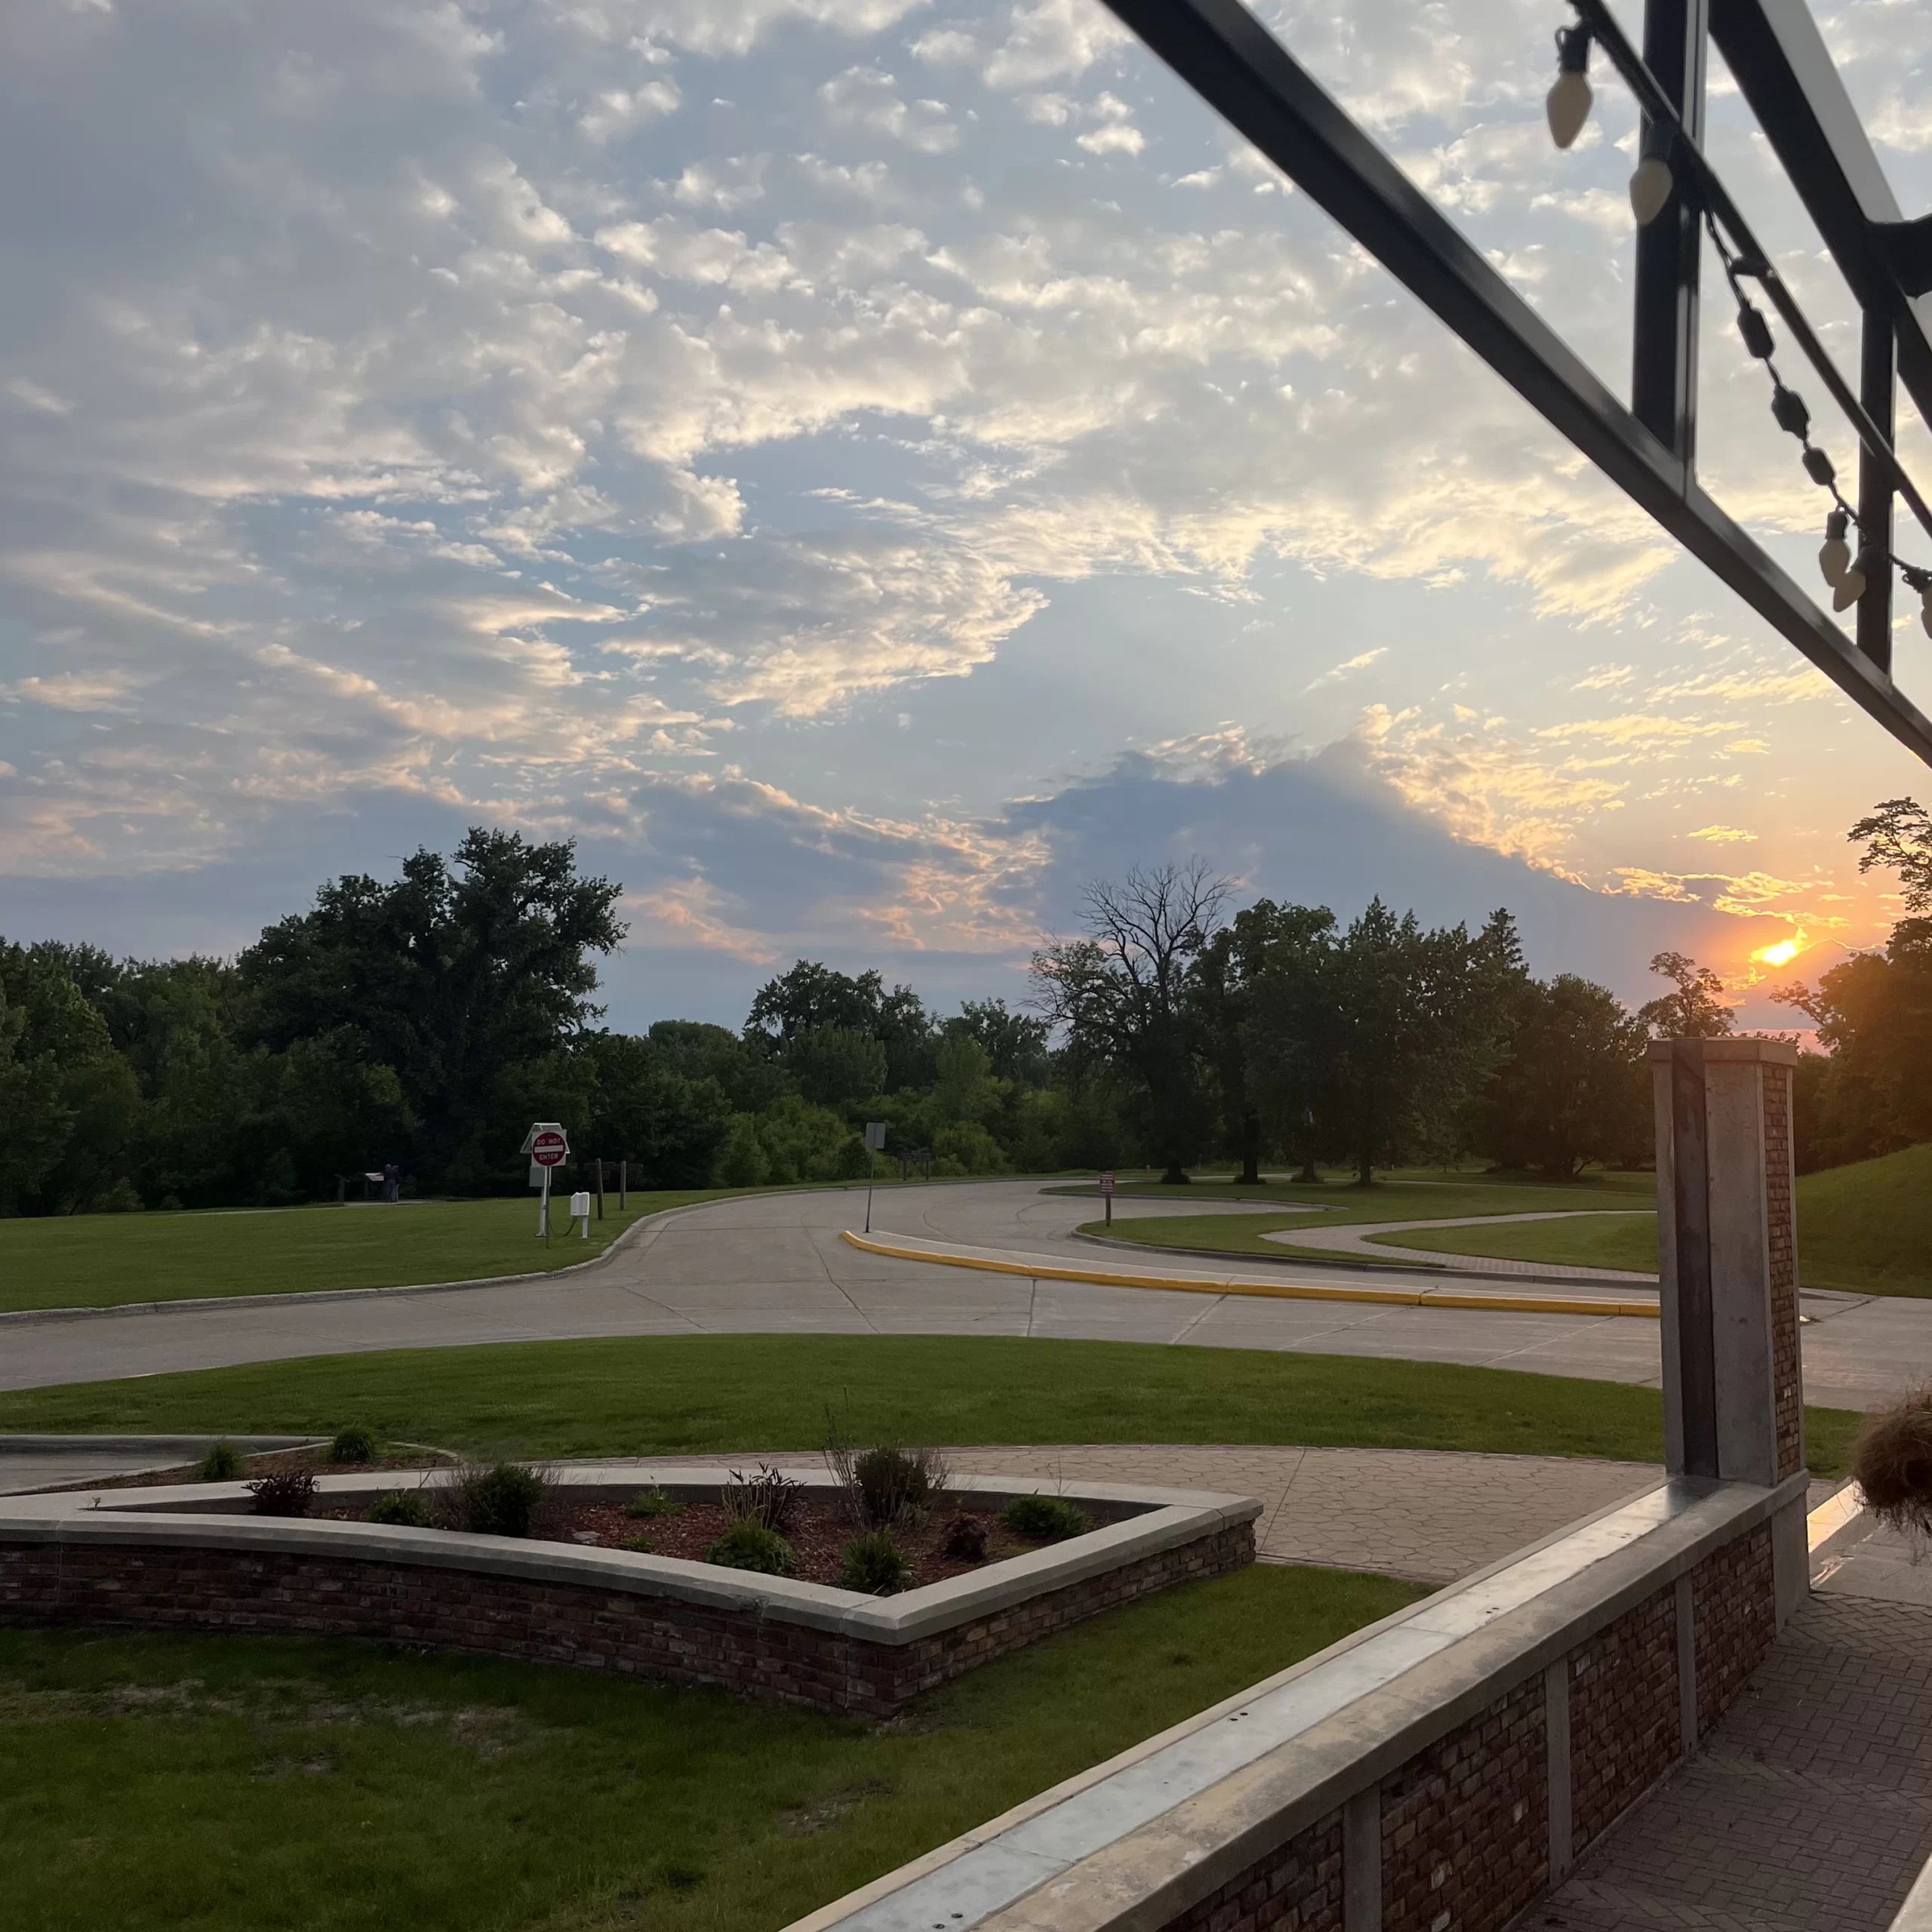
[1098, 1171, 1115, 1196]
[531, 1130, 568, 1168]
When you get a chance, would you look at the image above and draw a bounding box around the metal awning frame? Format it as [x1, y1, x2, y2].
[1096, 0, 1932, 767]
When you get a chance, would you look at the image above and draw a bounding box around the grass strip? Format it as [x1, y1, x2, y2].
[0, 1186, 875, 1315]
[0, 1563, 1422, 1932]
[0, 1333, 1863, 1478]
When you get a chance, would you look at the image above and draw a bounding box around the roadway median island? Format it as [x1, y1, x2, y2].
[839, 1228, 1663, 1319]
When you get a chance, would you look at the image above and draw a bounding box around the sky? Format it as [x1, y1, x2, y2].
[5, 0, 1932, 1033]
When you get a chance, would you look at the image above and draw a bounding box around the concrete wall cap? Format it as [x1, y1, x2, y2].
[793, 1471, 1805, 1932]
[1644, 1037, 1801, 1065]
[0, 1466, 1259, 1646]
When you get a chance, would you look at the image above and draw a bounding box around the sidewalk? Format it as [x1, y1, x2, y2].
[1531, 1521, 1932, 1930]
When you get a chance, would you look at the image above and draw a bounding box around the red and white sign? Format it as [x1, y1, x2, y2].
[1098, 1171, 1115, 1197]
[531, 1129, 568, 1168]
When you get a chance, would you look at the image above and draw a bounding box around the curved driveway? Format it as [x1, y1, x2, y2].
[2, 1180, 1925, 1409]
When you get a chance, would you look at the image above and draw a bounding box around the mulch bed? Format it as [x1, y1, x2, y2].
[543, 1498, 1038, 1588]
[48, 1454, 1100, 1592]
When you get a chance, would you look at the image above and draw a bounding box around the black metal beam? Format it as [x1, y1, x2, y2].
[1860, 312, 1896, 672]
[1632, 0, 1709, 461]
[1095, 0, 1932, 767]
[1709, 0, 1932, 436]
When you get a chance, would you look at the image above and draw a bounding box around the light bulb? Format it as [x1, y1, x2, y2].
[1546, 70, 1592, 149]
[1921, 587, 1932, 639]
[1832, 561, 1869, 612]
[1629, 156, 1675, 226]
[1818, 510, 1850, 588]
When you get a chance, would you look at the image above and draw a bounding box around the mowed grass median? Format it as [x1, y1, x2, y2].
[0, 1333, 1864, 1476]
[1075, 1149, 1932, 1298]
[0, 1186, 864, 1315]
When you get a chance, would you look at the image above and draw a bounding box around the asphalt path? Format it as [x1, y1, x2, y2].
[1, 1181, 1925, 1409]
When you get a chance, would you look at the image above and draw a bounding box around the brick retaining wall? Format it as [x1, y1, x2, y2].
[0, 1518, 1254, 1716]
[1567, 1580, 1681, 1853]
[791, 1481, 1801, 1932]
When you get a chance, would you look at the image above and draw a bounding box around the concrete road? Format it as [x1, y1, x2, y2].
[1, 1180, 1926, 1409]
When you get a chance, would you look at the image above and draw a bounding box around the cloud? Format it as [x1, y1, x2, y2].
[0, 0, 1917, 1000]
[1305, 646, 1387, 690]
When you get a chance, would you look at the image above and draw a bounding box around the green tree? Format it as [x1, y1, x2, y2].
[1195, 900, 1339, 1186]
[581, 1034, 733, 1189]
[931, 1033, 1000, 1126]
[746, 962, 933, 1090]
[1848, 797, 1932, 909]
[780, 1026, 888, 1113]
[1327, 901, 1509, 1184]
[241, 829, 624, 1183]
[1031, 863, 1229, 1184]
[1638, 951, 1734, 1038]
[0, 944, 141, 1214]
[945, 1000, 1051, 1085]
[1472, 974, 1648, 1176]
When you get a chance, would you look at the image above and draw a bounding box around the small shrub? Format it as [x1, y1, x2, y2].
[247, 1469, 318, 1518]
[849, 1444, 950, 1528]
[620, 1531, 657, 1553]
[439, 1462, 551, 1539]
[195, 1441, 241, 1482]
[941, 1514, 988, 1563]
[705, 1522, 794, 1575]
[328, 1427, 377, 1465]
[366, 1490, 430, 1527]
[840, 1530, 912, 1595]
[1000, 1494, 1091, 1543]
[626, 1487, 682, 1520]
[1853, 1386, 1932, 1537]
[721, 1464, 804, 1534]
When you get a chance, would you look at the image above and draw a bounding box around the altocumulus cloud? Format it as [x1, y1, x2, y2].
[2, 0, 1929, 1015]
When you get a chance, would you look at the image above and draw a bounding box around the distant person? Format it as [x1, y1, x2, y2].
[383, 1161, 400, 1204]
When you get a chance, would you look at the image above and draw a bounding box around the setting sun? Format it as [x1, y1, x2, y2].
[1752, 938, 1802, 968]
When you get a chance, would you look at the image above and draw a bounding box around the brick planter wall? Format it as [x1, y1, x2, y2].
[0, 1518, 1253, 1717]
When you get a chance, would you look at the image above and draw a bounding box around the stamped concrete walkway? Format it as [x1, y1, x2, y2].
[471, 1444, 1663, 1586]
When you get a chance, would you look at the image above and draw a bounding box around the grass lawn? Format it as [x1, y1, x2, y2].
[1068, 1177, 1657, 1269]
[1049, 1169, 1654, 1210]
[1370, 1214, 1656, 1272]
[0, 1333, 1863, 1477]
[1358, 1145, 1932, 1299]
[0, 1186, 872, 1315]
[0, 1562, 1422, 1932]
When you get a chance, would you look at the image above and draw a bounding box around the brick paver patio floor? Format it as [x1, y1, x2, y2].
[1530, 1590, 1932, 1930]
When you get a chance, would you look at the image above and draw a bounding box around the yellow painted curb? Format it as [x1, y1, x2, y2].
[838, 1229, 1660, 1319]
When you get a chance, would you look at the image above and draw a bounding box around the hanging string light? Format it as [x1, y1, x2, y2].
[1629, 154, 1674, 226]
[1703, 211, 1932, 635]
[1546, 25, 1594, 148]
[1543, 8, 1932, 643]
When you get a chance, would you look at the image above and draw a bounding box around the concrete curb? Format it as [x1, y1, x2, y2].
[1071, 1228, 1660, 1293]
[839, 1229, 1663, 1320]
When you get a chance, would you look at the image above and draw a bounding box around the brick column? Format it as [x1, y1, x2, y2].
[1649, 1038, 1807, 1623]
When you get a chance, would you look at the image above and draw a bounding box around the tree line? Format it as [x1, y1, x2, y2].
[2, 802, 1925, 1216]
